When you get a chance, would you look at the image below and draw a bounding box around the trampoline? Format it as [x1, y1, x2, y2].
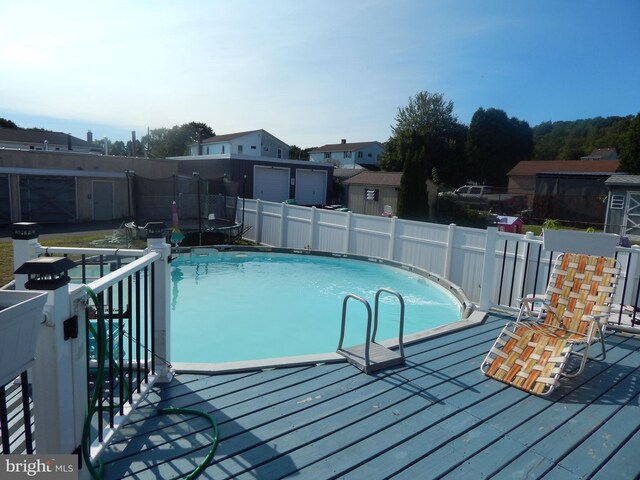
[126, 173, 247, 245]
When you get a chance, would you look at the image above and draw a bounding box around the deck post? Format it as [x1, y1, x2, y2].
[11, 222, 40, 290]
[479, 227, 499, 311]
[22, 260, 88, 472]
[146, 223, 173, 383]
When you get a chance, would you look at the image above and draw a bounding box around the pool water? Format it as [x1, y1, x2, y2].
[170, 251, 462, 363]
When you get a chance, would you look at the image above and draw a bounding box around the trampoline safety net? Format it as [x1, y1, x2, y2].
[133, 174, 243, 232]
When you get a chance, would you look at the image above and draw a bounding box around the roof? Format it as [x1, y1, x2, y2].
[99, 312, 640, 479]
[310, 141, 383, 153]
[343, 171, 402, 187]
[581, 148, 618, 160]
[0, 128, 94, 147]
[605, 174, 640, 186]
[201, 129, 289, 147]
[508, 159, 619, 176]
[333, 168, 365, 180]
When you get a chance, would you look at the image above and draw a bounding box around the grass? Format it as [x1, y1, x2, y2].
[0, 233, 146, 287]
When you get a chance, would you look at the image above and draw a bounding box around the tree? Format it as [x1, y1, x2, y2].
[289, 145, 313, 160]
[141, 122, 214, 158]
[397, 145, 429, 220]
[466, 108, 532, 187]
[0, 118, 18, 129]
[619, 113, 640, 173]
[382, 91, 467, 189]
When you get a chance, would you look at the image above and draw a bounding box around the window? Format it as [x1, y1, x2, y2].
[251, 145, 257, 150]
[324, 152, 331, 159]
[344, 151, 352, 159]
[222, 145, 225, 154]
[368, 153, 372, 157]
[357, 151, 363, 158]
[238, 145, 243, 154]
[469, 187, 482, 194]
[277, 148, 282, 159]
[610, 194, 625, 209]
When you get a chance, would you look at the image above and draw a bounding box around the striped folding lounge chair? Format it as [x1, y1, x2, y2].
[480, 253, 621, 396]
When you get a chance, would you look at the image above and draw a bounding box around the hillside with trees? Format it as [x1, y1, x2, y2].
[532, 115, 634, 160]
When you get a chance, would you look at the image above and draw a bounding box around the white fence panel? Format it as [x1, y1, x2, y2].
[284, 205, 313, 249]
[240, 198, 258, 243]
[393, 220, 449, 275]
[315, 209, 349, 253]
[259, 202, 284, 246]
[349, 214, 391, 258]
[449, 227, 488, 303]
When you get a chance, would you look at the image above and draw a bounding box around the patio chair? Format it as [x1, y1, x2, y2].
[480, 252, 620, 396]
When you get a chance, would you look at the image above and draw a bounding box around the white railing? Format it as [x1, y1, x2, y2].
[8, 227, 172, 474]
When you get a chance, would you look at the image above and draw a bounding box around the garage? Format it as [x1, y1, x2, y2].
[295, 169, 327, 206]
[254, 166, 290, 202]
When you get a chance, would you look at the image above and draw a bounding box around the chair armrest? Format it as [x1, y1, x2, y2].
[516, 296, 549, 323]
[518, 296, 547, 306]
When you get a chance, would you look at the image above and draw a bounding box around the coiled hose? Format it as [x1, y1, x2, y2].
[81, 286, 219, 480]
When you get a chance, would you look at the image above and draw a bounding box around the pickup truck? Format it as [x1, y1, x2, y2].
[438, 185, 527, 214]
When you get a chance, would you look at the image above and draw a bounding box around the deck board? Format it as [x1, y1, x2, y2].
[99, 312, 640, 479]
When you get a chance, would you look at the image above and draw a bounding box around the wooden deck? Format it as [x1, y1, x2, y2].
[100, 312, 640, 479]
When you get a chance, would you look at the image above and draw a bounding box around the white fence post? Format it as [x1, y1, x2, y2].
[309, 206, 317, 250]
[443, 223, 456, 280]
[145, 223, 173, 383]
[344, 211, 352, 254]
[11, 223, 40, 290]
[388, 216, 397, 261]
[255, 199, 262, 244]
[479, 227, 499, 311]
[280, 202, 287, 248]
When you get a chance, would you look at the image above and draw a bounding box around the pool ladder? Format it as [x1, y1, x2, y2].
[336, 288, 405, 374]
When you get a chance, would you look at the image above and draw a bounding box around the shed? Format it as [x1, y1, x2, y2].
[604, 175, 640, 239]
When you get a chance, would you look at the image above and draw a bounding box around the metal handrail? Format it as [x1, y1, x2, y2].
[372, 288, 405, 358]
[336, 294, 373, 368]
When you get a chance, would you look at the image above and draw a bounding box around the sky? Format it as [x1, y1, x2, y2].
[1, 0, 639, 148]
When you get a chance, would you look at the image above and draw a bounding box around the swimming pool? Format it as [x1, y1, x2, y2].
[170, 249, 468, 364]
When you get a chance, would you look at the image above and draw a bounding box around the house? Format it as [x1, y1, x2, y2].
[507, 159, 620, 226]
[189, 129, 290, 160]
[343, 171, 437, 217]
[0, 128, 103, 154]
[309, 140, 383, 169]
[581, 147, 618, 160]
[604, 175, 640, 240]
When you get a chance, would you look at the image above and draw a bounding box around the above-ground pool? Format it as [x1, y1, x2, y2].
[170, 249, 467, 364]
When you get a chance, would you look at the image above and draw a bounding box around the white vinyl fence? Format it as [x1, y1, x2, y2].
[241, 199, 640, 317]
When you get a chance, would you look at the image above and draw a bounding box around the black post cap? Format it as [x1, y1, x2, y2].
[12, 222, 39, 240]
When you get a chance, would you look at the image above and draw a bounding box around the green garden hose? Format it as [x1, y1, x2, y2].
[81, 285, 219, 480]
[158, 407, 219, 479]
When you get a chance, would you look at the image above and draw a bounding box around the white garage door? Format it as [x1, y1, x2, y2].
[295, 169, 327, 205]
[254, 166, 290, 202]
